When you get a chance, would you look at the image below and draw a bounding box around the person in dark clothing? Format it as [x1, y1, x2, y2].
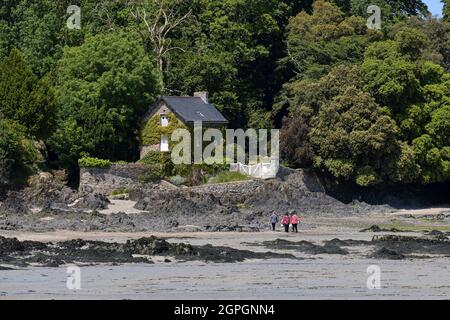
[291, 213, 299, 233]
[269, 211, 279, 231]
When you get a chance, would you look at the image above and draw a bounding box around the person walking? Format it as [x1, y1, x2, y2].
[291, 212, 300, 233]
[269, 211, 279, 231]
[281, 213, 290, 233]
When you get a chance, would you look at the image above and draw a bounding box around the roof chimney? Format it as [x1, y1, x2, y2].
[194, 91, 209, 104]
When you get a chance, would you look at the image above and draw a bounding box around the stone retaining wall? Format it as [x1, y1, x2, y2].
[80, 164, 324, 201]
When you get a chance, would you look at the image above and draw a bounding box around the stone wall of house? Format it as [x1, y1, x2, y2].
[79, 164, 148, 194]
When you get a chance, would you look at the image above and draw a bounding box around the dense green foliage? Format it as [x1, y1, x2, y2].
[280, 1, 449, 186]
[0, 118, 42, 186]
[444, 0, 450, 21]
[284, 0, 381, 79]
[50, 31, 161, 166]
[1, 0, 448, 188]
[208, 171, 250, 184]
[78, 157, 113, 168]
[0, 49, 56, 139]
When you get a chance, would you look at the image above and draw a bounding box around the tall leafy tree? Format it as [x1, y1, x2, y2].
[335, 0, 429, 17]
[357, 27, 450, 183]
[391, 17, 450, 71]
[0, 117, 41, 186]
[0, 0, 73, 76]
[444, 0, 450, 20]
[51, 31, 162, 166]
[284, 0, 381, 80]
[162, 0, 310, 128]
[0, 49, 56, 139]
[281, 65, 415, 186]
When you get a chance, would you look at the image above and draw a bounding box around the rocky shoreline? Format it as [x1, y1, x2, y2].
[0, 169, 399, 233]
[1, 231, 449, 269]
[0, 235, 296, 267]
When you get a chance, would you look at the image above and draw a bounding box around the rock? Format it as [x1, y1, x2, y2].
[426, 230, 445, 237]
[0, 236, 297, 267]
[0, 236, 25, 254]
[168, 219, 179, 228]
[360, 225, 404, 233]
[370, 247, 405, 260]
[0, 266, 14, 270]
[126, 237, 171, 255]
[259, 238, 348, 255]
[74, 193, 110, 210]
[360, 225, 382, 232]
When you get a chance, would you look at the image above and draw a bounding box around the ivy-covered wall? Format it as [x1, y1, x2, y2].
[139, 102, 227, 159]
[140, 112, 186, 146]
[139, 102, 188, 159]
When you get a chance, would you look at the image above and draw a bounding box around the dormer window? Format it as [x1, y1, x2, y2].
[161, 114, 169, 127]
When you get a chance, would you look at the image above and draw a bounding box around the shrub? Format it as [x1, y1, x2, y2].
[138, 151, 173, 177]
[167, 175, 187, 186]
[0, 118, 42, 186]
[208, 171, 250, 184]
[110, 188, 130, 196]
[78, 157, 112, 168]
[139, 164, 163, 183]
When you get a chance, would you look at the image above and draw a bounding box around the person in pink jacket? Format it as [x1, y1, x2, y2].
[281, 213, 290, 233]
[290, 213, 300, 233]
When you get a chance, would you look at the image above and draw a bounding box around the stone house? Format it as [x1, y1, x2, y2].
[139, 92, 228, 159]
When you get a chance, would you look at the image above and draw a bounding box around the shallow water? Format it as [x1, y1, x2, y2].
[1, 257, 449, 299]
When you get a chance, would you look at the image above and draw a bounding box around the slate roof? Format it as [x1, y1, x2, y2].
[161, 96, 228, 125]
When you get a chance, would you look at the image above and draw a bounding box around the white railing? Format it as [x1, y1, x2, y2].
[230, 159, 279, 179]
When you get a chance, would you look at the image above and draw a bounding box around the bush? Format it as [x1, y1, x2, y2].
[208, 171, 250, 184]
[110, 188, 130, 196]
[139, 164, 164, 183]
[0, 118, 42, 186]
[168, 175, 187, 186]
[138, 151, 173, 177]
[78, 157, 112, 168]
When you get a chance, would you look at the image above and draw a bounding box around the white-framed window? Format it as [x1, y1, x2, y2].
[160, 135, 169, 152]
[161, 114, 169, 127]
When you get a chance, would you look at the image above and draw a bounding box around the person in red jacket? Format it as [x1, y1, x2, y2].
[281, 213, 290, 233]
[290, 213, 300, 233]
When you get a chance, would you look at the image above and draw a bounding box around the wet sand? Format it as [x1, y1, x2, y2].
[1, 211, 449, 300]
[1, 257, 449, 300]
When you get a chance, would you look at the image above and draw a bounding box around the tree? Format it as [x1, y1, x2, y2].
[51, 31, 162, 166]
[443, 0, 450, 21]
[281, 65, 408, 186]
[0, 48, 56, 139]
[280, 116, 312, 167]
[391, 17, 450, 71]
[361, 25, 450, 183]
[0, 117, 41, 186]
[284, 0, 381, 80]
[128, 0, 192, 76]
[0, 0, 74, 77]
[161, 0, 310, 128]
[347, 0, 428, 18]
[361, 28, 430, 111]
